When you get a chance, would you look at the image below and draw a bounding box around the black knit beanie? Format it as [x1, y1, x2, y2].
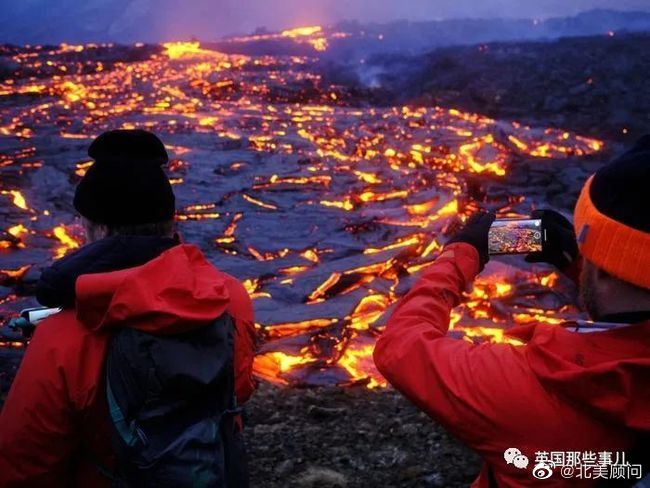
[73, 130, 175, 225]
[589, 134, 650, 232]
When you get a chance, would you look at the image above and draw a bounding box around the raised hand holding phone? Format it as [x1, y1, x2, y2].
[447, 209, 578, 274]
[524, 209, 579, 272]
[446, 211, 496, 271]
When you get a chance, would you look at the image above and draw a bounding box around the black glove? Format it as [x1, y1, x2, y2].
[446, 211, 496, 270]
[525, 209, 578, 271]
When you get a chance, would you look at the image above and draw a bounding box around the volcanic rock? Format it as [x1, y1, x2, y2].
[296, 467, 348, 487]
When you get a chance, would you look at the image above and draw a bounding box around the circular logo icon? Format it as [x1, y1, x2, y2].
[532, 462, 554, 480]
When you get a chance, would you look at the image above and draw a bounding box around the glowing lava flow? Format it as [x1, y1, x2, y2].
[0, 33, 602, 388]
[52, 225, 82, 259]
[1, 190, 28, 210]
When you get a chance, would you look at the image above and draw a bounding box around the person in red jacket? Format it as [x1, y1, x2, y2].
[374, 138, 650, 487]
[0, 130, 257, 486]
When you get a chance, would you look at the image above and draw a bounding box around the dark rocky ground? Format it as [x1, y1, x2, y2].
[356, 32, 650, 144]
[245, 384, 480, 488]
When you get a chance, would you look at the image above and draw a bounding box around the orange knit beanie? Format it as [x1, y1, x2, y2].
[573, 137, 650, 289]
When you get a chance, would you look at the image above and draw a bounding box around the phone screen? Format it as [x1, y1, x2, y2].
[488, 218, 544, 255]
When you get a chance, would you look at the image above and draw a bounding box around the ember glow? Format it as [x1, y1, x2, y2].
[0, 33, 601, 388]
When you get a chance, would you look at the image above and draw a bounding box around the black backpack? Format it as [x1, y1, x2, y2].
[103, 313, 248, 487]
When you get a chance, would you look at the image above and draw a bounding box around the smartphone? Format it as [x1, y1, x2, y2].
[21, 307, 62, 324]
[488, 218, 545, 255]
[6, 307, 61, 339]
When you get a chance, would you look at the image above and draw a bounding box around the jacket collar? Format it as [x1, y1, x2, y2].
[36, 235, 179, 308]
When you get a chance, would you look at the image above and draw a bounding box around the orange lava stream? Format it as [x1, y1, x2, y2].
[0, 33, 602, 388]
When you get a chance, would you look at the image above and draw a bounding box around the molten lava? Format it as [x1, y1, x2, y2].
[0, 33, 601, 388]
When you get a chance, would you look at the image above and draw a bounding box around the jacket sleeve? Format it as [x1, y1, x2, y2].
[0, 321, 78, 486]
[225, 277, 257, 404]
[373, 243, 525, 444]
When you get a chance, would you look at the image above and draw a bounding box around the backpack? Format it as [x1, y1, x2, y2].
[104, 313, 248, 487]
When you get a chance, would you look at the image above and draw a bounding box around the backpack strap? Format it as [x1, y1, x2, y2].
[219, 362, 249, 488]
[107, 380, 142, 449]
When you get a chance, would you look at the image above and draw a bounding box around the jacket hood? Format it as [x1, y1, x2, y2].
[75, 244, 230, 334]
[509, 321, 650, 432]
[37, 235, 230, 335]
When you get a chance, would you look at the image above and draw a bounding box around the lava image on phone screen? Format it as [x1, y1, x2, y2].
[488, 218, 543, 255]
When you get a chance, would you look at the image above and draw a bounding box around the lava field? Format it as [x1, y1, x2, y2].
[0, 29, 605, 390]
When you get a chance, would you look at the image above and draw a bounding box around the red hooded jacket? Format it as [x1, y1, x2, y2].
[374, 243, 650, 487]
[0, 244, 256, 487]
